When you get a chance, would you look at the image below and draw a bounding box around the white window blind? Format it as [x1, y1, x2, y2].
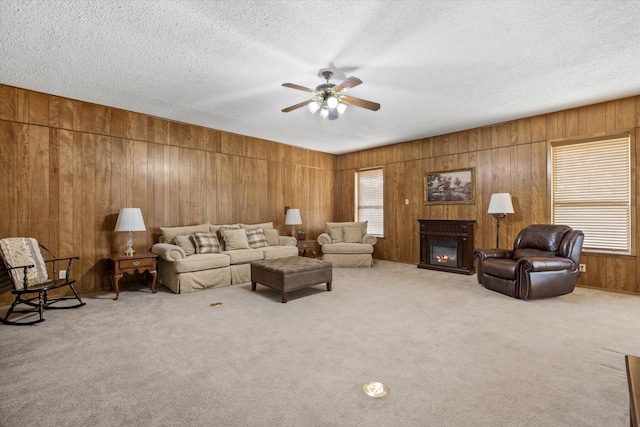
[551, 136, 631, 254]
[356, 168, 384, 237]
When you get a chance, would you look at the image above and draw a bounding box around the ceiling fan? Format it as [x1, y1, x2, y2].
[281, 71, 380, 120]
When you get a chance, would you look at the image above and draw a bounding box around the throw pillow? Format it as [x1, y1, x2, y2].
[174, 235, 196, 256]
[328, 227, 344, 243]
[246, 228, 269, 249]
[221, 228, 250, 251]
[343, 226, 363, 243]
[192, 232, 220, 254]
[263, 228, 279, 246]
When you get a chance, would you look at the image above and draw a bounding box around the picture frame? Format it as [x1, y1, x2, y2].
[424, 168, 475, 205]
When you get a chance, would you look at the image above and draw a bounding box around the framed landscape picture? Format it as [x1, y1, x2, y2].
[425, 168, 475, 205]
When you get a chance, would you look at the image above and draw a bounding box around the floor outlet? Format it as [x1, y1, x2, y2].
[59, 270, 66, 279]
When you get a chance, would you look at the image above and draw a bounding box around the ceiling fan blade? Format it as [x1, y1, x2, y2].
[341, 96, 381, 111]
[282, 83, 315, 93]
[282, 100, 312, 113]
[332, 76, 362, 93]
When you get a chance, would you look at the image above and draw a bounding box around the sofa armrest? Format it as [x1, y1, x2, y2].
[317, 233, 331, 246]
[278, 236, 297, 247]
[361, 233, 377, 245]
[152, 243, 186, 262]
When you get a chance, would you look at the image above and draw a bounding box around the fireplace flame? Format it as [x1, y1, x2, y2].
[436, 255, 456, 263]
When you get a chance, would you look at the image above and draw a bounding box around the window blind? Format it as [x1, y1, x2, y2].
[551, 136, 631, 253]
[356, 168, 384, 237]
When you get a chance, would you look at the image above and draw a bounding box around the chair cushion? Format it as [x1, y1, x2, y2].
[329, 228, 344, 243]
[514, 248, 556, 260]
[343, 226, 363, 243]
[483, 258, 518, 280]
[518, 224, 571, 252]
[321, 243, 374, 255]
[0, 237, 48, 289]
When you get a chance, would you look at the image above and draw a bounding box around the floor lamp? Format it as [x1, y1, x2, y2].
[487, 193, 514, 248]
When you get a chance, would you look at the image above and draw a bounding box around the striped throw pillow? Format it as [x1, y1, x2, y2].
[192, 232, 220, 254]
[246, 228, 268, 249]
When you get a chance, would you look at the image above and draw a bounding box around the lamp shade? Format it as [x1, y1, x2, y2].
[114, 208, 146, 232]
[284, 208, 302, 225]
[487, 193, 514, 214]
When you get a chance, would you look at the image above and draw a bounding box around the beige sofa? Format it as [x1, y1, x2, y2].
[151, 222, 298, 294]
[317, 221, 377, 267]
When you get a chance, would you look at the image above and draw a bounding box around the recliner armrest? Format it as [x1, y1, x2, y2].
[152, 243, 186, 262]
[518, 256, 575, 272]
[317, 233, 331, 246]
[473, 248, 514, 261]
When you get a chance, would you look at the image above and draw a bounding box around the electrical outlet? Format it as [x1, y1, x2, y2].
[404, 199, 409, 205]
[58, 270, 67, 279]
[579, 264, 586, 272]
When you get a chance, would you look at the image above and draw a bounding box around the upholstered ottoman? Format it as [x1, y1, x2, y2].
[251, 256, 332, 303]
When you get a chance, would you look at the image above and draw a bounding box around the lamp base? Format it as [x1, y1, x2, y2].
[291, 226, 297, 238]
[124, 232, 135, 257]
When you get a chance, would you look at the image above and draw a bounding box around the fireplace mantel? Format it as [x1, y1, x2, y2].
[418, 219, 476, 275]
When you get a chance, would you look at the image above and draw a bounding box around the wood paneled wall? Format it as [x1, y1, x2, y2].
[1, 83, 638, 299]
[0, 85, 336, 304]
[336, 96, 640, 294]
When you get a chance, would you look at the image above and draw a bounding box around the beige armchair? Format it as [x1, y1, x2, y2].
[317, 221, 377, 267]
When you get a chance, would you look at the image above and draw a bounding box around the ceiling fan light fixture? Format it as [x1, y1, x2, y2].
[308, 101, 320, 113]
[326, 94, 339, 109]
[319, 107, 329, 119]
[337, 102, 347, 114]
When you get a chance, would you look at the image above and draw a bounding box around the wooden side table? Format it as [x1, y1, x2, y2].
[110, 252, 158, 300]
[296, 240, 317, 258]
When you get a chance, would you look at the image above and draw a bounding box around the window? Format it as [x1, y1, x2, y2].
[355, 167, 384, 237]
[551, 135, 631, 254]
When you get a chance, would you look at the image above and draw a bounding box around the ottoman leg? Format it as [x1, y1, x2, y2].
[327, 281, 332, 291]
[251, 281, 257, 291]
[281, 292, 288, 303]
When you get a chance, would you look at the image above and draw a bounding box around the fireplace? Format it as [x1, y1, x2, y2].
[418, 220, 475, 274]
[430, 241, 458, 267]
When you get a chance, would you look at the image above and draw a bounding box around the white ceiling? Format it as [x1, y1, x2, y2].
[2, 1, 640, 155]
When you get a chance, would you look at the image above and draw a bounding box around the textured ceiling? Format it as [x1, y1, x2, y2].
[2, 1, 640, 154]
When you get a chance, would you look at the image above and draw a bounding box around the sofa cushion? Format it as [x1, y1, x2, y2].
[246, 228, 269, 249]
[224, 248, 263, 264]
[174, 253, 230, 273]
[343, 226, 363, 243]
[329, 228, 344, 243]
[160, 223, 210, 243]
[221, 228, 250, 251]
[240, 222, 274, 230]
[263, 228, 280, 246]
[174, 235, 196, 256]
[261, 245, 299, 259]
[193, 232, 220, 254]
[321, 243, 374, 254]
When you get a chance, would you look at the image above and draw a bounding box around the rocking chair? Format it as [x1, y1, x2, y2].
[0, 237, 85, 325]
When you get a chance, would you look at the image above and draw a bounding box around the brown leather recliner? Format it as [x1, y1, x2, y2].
[473, 224, 584, 299]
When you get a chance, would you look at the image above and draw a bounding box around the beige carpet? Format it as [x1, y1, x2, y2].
[0, 260, 638, 427]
